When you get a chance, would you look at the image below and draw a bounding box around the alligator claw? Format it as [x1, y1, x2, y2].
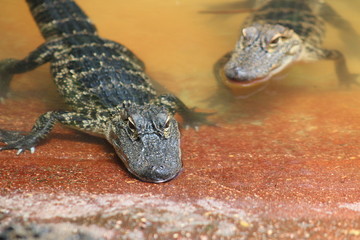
[0, 129, 38, 154]
[16, 149, 24, 155]
[15, 147, 36, 155]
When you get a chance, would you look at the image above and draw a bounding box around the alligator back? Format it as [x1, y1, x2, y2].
[244, 0, 325, 47]
[26, 0, 97, 40]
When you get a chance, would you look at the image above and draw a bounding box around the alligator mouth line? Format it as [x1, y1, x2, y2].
[226, 74, 272, 87]
[223, 61, 283, 87]
[133, 166, 183, 183]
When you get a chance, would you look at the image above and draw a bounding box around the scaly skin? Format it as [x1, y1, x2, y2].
[215, 0, 359, 92]
[0, 0, 211, 183]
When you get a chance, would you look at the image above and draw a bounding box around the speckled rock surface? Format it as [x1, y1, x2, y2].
[1, 0, 360, 239]
[2, 88, 360, 239]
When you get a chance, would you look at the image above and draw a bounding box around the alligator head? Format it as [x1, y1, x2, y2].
[224, 23, 303, 86]
[106, 104, 181, 183]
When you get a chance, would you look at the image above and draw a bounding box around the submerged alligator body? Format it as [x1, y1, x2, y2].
[215, 0, 359, 94]
[0, 0, 209, 183]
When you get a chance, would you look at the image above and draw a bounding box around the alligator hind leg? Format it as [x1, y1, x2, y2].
[319, 2, 360, 54]
[320, 3, 358, 35]
[154, 94, 214, 129]
[318, 1, 360, 64]
[0, 110, 96, 154]
[0, 59, 18, 101]
[0, 42, 59, 100]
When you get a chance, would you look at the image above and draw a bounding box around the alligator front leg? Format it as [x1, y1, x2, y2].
[0, 41, 59, 100]
[316, 48, 359, 86]
[154, 94, 214, 129]
[330, 50, 358, 86]
[0, 110, 94, 154]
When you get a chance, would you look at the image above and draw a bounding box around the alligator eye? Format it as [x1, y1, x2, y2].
[269, 32, 286, 47]
[164, 117, 171, 130]
[162, 116, 172, 138]
[269, 37, 281, 48]
[128, 117, 137, 132]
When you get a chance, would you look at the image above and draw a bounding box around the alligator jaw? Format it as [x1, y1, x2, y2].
[113, 142, 182, 183]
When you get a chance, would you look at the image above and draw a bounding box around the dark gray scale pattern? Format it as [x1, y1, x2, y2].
[49, 33, 157, 108]
[248, 0, 325, 44]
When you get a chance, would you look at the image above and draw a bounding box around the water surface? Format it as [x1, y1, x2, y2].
[0, 0, 359, 115]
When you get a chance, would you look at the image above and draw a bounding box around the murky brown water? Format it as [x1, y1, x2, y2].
[1, 0, 359, 111]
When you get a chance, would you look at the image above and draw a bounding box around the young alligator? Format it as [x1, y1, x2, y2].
[0, 0, 210, 183]
[215, 0, 359, 92]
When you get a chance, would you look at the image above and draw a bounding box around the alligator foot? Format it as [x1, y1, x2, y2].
[319, 49, 360, 88]
[339, 73, 360, 88]
[0, 129, 37, 155]
[182, 108, 216, 130]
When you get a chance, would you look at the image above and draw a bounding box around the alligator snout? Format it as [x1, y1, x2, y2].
[225, 66, 255, 82]
[141, 164, 180, 183]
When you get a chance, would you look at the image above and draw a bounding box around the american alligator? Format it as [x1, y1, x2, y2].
[0, 0, 210, 183]
[214, 0, 359, 92]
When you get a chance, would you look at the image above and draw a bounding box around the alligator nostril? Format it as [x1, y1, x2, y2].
[153, 165, 165, 174]
[149, 165, 172, 180]
[137, 164, 181, 183]
[150, 165, 164, 171]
